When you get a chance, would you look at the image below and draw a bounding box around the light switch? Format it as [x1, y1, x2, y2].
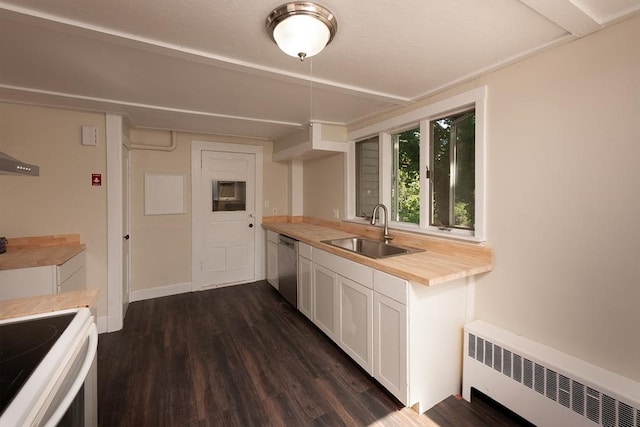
[82, 126, 97, 146]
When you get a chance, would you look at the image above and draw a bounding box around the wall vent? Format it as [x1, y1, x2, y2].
[463, 321, 639, 427]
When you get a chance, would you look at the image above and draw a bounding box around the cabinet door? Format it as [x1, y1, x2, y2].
[373, 292, 408, 405]
[57, 251, 86, 293]
[312, 263, 338, 340]
[297, 256, 313, 319]
[266, 240, 278, 289]
[338, 276, 373, 374]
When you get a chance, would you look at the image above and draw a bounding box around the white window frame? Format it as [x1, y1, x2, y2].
[346, 86, 487, 242]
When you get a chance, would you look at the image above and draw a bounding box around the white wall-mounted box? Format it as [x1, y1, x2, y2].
[81, 126, 97, 146]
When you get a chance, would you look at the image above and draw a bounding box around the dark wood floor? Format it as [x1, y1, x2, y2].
[98, 281, 531, 426]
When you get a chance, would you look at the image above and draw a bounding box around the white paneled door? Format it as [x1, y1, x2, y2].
[201, 150, 256, 287]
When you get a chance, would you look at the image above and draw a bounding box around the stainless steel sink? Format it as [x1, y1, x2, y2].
[322, 237, 424, 259]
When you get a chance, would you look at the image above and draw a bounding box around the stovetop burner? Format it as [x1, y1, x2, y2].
[0, 313, 75, 414]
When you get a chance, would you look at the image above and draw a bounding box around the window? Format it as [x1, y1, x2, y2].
[349, 87, 486, 241]
[212, 180, 246, 211]
[355, 136, 379, 217]
[355, 111, 476, 230]
[391, 127, 420, 224]
[430, 110, 475, 230]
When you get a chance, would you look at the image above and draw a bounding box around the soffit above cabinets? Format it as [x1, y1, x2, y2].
[273, 123, 348, 162]
[0, 1, 638, 141]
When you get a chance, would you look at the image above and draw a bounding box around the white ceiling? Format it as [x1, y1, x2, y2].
[0, 0, 638, 141]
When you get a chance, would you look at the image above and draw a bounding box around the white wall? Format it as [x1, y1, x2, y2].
[129, 129, 288, 292]
[0, 110, 289, 310]
[477, 16, 640, 381]
[1, 15, 637, 383]
[345, 16, 640, 381]
[0, 103, 109, 318]
[303, 152, 345, 220]
[129, 129, 192, 293]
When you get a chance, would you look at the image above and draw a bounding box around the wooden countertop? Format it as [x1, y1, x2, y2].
[0, 234, 86, 270]
[263, 218, 493, 286]
[0, 288, 99, 320]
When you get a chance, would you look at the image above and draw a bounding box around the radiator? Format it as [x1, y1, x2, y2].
[463, 320, 639, 427]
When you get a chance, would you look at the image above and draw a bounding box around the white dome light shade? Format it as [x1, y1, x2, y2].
[273, 14, 330, 59]
[266, 2, 338, 61]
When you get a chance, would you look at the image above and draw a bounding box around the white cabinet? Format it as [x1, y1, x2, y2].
[312, 248, 373, 347]
[0, 265, 56, 299]
[406, 277, 468, 412]
[313, 249, 373, 288]
[372, 269, 468, 411]
[338, 275, 373, 374]
[312, 263, 339, 340]
[266, 230, 279, 289]
[289, 243, 467, 413]
[0, 250, 86, 300]
[297, 243, 313, 319]
[310, 248, 374, 373]
[373, 290, 407, 403]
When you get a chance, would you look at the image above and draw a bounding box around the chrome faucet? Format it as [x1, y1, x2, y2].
[370, 204, 393, 243]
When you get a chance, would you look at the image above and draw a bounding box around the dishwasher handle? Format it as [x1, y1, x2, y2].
[278, 236, 297, 250]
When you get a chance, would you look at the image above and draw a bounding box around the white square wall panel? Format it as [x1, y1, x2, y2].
[144, 173, 185, 215]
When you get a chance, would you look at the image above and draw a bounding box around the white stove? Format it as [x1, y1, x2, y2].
[0, 308, 97, 426]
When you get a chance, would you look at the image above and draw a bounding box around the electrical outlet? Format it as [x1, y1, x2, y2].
[272, 207, 277, 215]
[264, 200, 270, 208]
[332, 209, 339, 219]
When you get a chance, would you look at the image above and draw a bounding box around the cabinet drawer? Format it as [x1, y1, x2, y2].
[57, 251, 86, 284]
[298, 242, 312, 259]
[314, 249, 372, 288]
[374, 270, 407, 304]
[0, 266, 56, 299]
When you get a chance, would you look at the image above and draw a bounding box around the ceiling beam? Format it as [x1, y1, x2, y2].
[0, 3, 411, 106]
[0, 84, 305, 128]
[519, 0, 601, 37]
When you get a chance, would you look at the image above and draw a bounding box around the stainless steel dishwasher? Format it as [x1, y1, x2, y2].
[277, 235, 298, 307]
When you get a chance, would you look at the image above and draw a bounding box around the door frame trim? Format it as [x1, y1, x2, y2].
[106, 113, 123, 332]
[191, 141, 264, 291]
[121, 138, 132, 316]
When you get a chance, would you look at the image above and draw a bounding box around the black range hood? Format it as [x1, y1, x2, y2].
[0, 151, 39, 176]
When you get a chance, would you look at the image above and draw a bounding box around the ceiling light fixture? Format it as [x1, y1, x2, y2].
[266, 2, 338, 61]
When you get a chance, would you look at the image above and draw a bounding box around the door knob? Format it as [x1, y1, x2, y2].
[249, 224, 254, 228]
[123, 234, 130, 240]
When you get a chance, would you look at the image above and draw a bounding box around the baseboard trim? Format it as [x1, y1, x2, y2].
[130, 282, 192, 302]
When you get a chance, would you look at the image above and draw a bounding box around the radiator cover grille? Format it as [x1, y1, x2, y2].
[465, 326, 639, 427]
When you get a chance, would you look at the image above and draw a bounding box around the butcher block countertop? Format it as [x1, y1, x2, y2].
[263, 217, 493, 287]
[0, 234, 86, 271]
[0, 288, 99, 320]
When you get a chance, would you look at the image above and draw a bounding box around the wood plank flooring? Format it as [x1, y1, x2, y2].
[424, 393, 534, 427]
[98, 281, 530, 426]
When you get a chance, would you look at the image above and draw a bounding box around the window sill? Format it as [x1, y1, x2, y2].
[343, 217, 485, 243]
